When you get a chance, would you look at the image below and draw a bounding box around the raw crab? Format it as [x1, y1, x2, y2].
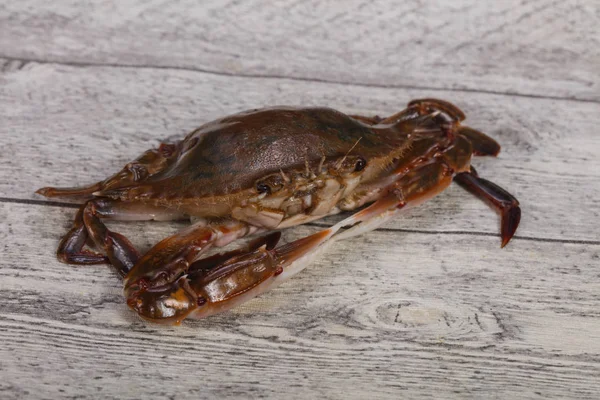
[38, 99, 521, 324]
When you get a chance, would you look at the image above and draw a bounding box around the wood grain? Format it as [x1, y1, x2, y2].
[1, 1, 600, 398]
[0, 0, 598, 101]
[1, 202, 600, 399]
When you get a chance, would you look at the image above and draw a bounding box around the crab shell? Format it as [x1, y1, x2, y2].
[95, 107, 452, 230]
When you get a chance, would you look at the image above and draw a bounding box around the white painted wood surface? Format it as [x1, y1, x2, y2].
[1, 1, 599, 399]
[1, 0, 598, 101]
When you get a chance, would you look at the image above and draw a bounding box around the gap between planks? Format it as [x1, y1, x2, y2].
[2, 196, 598, 247]
[1, 55, 597, 106]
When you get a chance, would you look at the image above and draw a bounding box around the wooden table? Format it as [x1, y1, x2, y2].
[1, 1, 599, 398]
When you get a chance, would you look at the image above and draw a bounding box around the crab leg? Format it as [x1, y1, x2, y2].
[375, 98, 467, 126]
[456, 126, 501, 157]
[454, 167, 521, 247]
[56, 205, 110, 265]
[55, 198, 187, 275]
[407, 98, 466, 121]
[349, 114, 383, 125]
[36, 182, 104, 199]
[82, 204, 141, 275]
[36, 142, 180, 199]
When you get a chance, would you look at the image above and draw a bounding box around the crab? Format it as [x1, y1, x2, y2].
[37, 99, 521, 324]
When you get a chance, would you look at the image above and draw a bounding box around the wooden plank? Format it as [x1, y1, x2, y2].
[2, 2, 599, 399]
[1, 201, 599, 399]
[1, 61, 599, 241]
[0, 0, 598, 101]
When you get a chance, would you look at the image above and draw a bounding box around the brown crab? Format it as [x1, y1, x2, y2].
[37, 99, 520, 324]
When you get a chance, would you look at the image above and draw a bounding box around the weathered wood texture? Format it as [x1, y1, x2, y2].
[2, 203, 600, 399]
[0, 0, 598, 101]
[1, 1, 599, 399]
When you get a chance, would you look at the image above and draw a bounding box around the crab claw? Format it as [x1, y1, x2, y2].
[125, 192, 405, 324]
[126, 276, 198, 324]
[124, 232, 282, 324]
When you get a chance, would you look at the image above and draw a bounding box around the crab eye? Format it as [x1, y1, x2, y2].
[256, 182, 271, 194]
[256, 174, 286, 194]
[354, 157, 367, 172]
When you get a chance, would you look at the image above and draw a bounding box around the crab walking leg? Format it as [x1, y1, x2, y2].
[377, 98, 467, 125]
[407, 98, 466, 121]
[454, 167, 521, 247]
[456, 126, 501, 157]
[349, 114, 384, 125]
[56, 205, 110, 265]
[82, 207, 141, 276]
[57, 199, 187, 275]
[36, 142, 180, 199]
[350, 98, 464, 126]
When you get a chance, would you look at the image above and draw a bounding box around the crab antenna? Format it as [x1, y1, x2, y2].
[334, 137, 362, 170]
[279, 169, 291, 183]
[304, 160, 316, 179]
[317, 156, 326, 174]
